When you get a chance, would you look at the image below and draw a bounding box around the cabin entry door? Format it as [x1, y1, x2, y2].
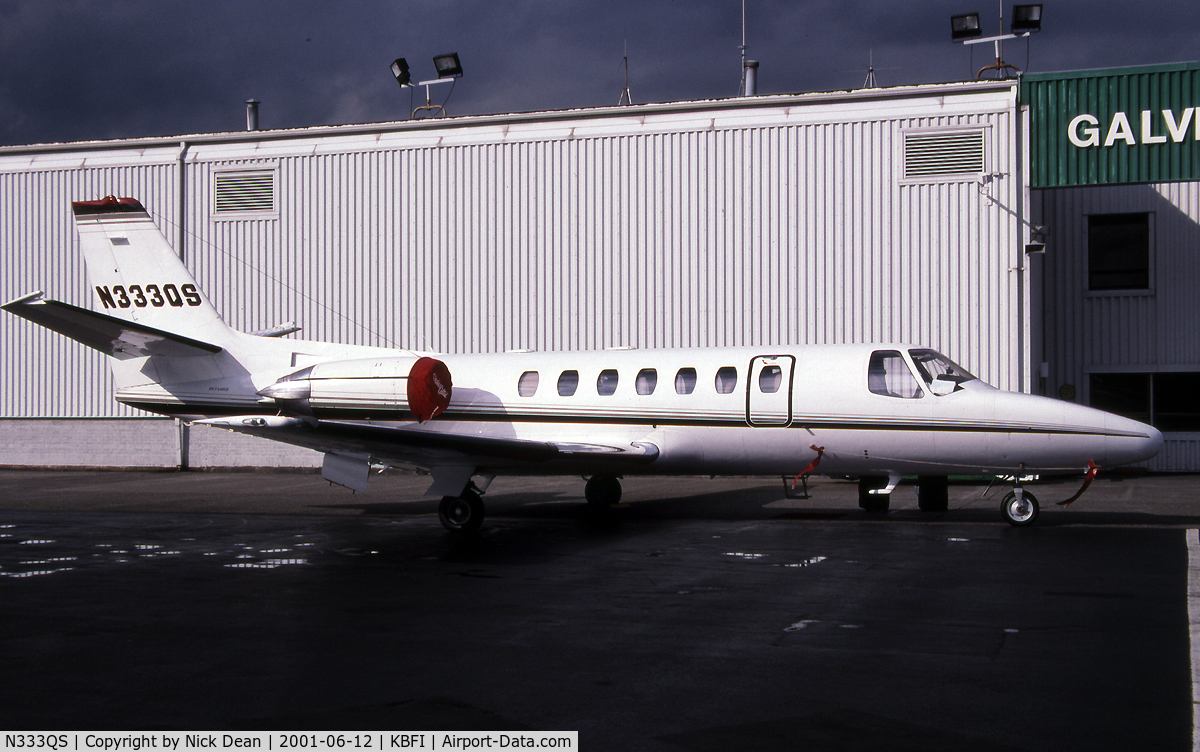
[746, 354, 795, 427]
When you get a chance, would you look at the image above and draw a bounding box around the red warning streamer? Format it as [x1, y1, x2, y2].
[1057, 460, 1100, 507]
[791, 445, 826, 490]
[407, 357, 453, 423]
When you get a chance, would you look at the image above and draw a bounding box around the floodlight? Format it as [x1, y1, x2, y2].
[432, 53, 463, 79]
[951, 12, 982, 40]
[391, 58, 411, 87]
[1011, 4, 1042, 33]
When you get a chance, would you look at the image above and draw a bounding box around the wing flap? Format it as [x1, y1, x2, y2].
[3, 292, 222, 359]
[195, 416, 660, 468]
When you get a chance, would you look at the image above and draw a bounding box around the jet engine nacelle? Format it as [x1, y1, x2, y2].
[258, 355, 452, 422]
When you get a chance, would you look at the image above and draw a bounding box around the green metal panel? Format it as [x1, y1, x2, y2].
[1022, 62, 1200, 187]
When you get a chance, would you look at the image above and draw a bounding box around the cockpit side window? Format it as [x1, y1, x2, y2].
[908, 349, 976, 393]
[868, 351, 924, 399]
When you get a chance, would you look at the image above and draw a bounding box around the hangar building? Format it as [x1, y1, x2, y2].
[0, 63, 1195, 471]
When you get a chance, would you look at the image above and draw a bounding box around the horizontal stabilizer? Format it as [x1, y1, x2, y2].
[2, 292, 222, 360]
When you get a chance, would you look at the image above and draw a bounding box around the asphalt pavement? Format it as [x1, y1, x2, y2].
[0, 469, 1196, 751]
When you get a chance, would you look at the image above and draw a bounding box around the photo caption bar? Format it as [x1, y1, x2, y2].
[0, 733, 578, 752]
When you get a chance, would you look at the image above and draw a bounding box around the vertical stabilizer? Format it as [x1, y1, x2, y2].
[73, 196, 236, 346]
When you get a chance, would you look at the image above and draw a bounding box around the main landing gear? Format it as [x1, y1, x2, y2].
[584, 474, 622, 511]
[438, 488, 485, 532]
[857, 475, 950, 513]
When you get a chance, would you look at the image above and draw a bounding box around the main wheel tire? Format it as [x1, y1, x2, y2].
[858, 476, 890, 513]
[438, 490, 485, 532]
[917, 475, 950, 512]
[585, 474, 622, 508]
[1001, 489, 1039, 527]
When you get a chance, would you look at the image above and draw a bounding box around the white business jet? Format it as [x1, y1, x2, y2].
[3, 197, 1163, 529]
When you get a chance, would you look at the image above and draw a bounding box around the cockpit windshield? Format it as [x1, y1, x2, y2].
[908, 349, 977, 387]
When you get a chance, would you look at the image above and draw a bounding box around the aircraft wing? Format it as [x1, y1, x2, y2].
[195, 416, 660, 469]
[2, 292, 222, 360]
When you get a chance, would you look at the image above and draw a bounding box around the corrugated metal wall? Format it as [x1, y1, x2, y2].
[0, 153, 179, 417]
[0, 83, 1027, 465]
[1037, 181, 1200, 470]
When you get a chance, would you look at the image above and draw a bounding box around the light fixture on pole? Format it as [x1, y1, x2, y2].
[431, 53, 463, 79]
[415, 53, 463, 118]
[390, 53, 464, 119]
[950, 4, 1042, 79]
[391, 58, 411, 87]
[951, 13, 982, 40]
[1010, 4, 1042, 34]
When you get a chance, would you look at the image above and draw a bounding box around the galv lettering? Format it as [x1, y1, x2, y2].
[96, 284, 202, 309]
[1068, 108, 1199, 148]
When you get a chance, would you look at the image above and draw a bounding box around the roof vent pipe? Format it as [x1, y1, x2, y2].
[245, 99, 260, 131]
[743, 60, 759, 96]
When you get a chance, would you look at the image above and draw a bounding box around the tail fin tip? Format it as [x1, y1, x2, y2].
[72, 196, 146, 216]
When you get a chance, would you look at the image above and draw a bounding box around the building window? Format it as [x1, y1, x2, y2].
[1153, 373, 1200, 432]
[1090, 372, 1200, 431]
[1089, 373, 1150, 424]
[1088, 213, 1151, 291]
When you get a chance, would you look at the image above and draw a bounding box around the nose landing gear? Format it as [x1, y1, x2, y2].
[1001, 487, 1040, 526]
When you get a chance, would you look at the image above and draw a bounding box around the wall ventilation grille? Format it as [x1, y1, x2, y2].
[214, 170, 274, 213]
[903, 131, 985, 178]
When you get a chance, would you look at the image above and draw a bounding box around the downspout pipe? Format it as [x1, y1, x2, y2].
[176, 139, 190, 470]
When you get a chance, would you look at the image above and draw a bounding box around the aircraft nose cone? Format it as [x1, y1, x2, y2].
[1106, 415, 1164, 466]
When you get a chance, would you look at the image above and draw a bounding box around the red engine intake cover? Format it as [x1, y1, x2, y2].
[407, 357, 453, 423]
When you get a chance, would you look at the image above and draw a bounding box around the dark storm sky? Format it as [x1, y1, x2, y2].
[1, 0, 1197, 146]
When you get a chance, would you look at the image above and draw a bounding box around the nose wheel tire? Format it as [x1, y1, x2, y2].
[438, 490, 485, 532]
[1001, 490, 1039, 527]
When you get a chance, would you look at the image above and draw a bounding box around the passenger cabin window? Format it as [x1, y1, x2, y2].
[868, 351, 923, 399]
[759, 365, 782, 394]
[597, 369, 619, 396]
[558, 370, 579, 397]
[675, 368, 697, 395]
[715, 367, 738, 395]
[636, 368, 658, 395]
[518, 371, 539, 397]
